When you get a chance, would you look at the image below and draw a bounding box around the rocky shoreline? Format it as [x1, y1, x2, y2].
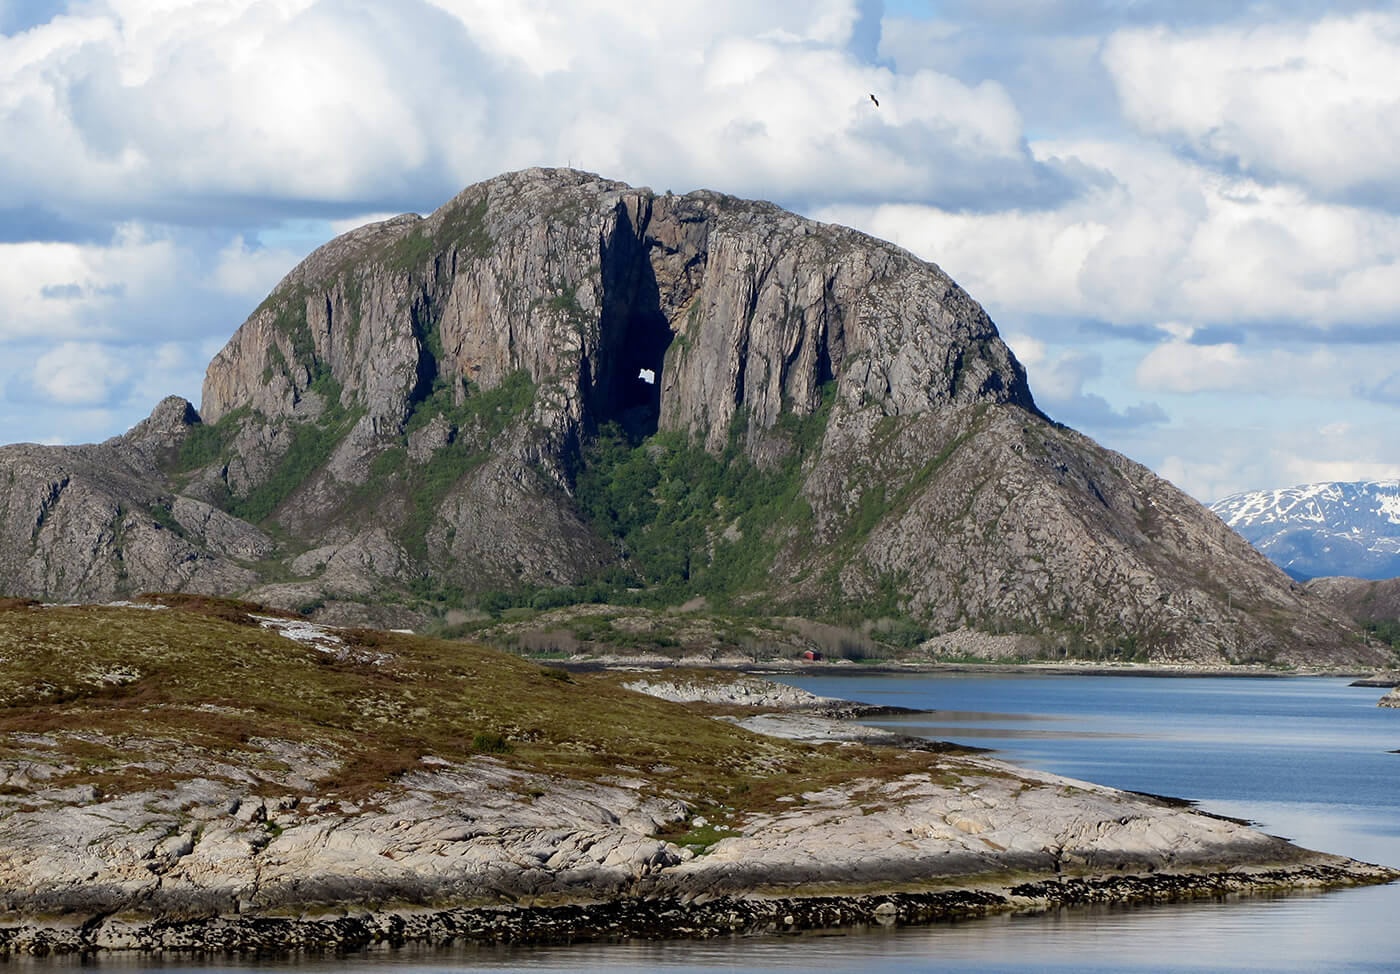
[562, 652, 1379, 680]
[2, 862, 1387, 955]
[4, 730, 1393, 956]
[2, 607, 1396, 957]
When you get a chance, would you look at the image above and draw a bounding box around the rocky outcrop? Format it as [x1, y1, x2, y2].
[0, 868, 1379, 954]
[1306, 576, 1400, 671]
[623, 674, 838, 709]
[1, 660, 1391, 954]
[5, 754, 1387, 955]
[0, 168, 1380, 666]
[4, 754, 1387, 953]
[0, 401, 260, 600]
[199, 174, 1032, 457]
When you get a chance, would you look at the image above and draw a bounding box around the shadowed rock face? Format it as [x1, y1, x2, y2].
[0, 169, 1381, 664]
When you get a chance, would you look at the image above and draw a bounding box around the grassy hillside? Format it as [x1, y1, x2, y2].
[0, 597, 958, 815]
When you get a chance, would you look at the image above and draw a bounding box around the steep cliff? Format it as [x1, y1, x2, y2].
[0, 168, 1381, 665]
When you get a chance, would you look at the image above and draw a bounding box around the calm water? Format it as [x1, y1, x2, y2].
[15, 674, 1400, 973]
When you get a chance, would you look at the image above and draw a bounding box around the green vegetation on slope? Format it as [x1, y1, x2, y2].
[168, 287, 362, 526]
[383, 195, 493, 272]
[464, 603, 916, 665]
[391, 371, 538, 558]
[174, 406, 250, 473]
[229, 375, 363, 524]
[0, 597, 956, 809]
[1361, 618, 1400, 652]
[264, 285, 316, 371]
[574, 385, 834, 607]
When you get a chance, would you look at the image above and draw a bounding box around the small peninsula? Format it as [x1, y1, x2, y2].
[0, 598, 1391, 954]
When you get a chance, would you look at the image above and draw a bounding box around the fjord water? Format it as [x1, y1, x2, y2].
[20, 674, 1400, 973]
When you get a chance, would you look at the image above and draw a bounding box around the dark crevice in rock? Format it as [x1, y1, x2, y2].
[594, 202, 673, 441]
[733, 342, 747, 409]
[407, 294, 442, 413]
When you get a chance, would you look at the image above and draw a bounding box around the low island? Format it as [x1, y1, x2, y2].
[0, 597, 1393, 955]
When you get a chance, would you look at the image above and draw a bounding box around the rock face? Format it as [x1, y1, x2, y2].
[0, 397, 265, 601]
[623, 674, 839, 709]
[1211, 481, 1400, 581]
[0, 168, 1380, 665]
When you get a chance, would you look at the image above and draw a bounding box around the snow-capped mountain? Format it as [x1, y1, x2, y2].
[1210, 481, 1400, 581]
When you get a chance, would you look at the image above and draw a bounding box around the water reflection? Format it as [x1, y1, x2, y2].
[878, 723, 1137, 740]
[894, 709, 1069, 723]
[14, 887, 1397, 973]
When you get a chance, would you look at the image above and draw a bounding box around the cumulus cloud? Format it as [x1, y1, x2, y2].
[893, 1, 1383, 34]
[1135, 342, 1251, 394]
[1008, 344, 1168, 431]
[32, 341, 129, 406]
[1134, 339, 1400, 402]
[455, 2, 1081, 209]
[0, 0, 1082, 225]
[210, 235, 302, 298]
[1002, 331, 1045, 369]
[0, 0, 482, 218]
[1105, 13, 1400, 206]
[0, 224, 182, 340]
[3, 335, 208, 442]
[818, 140, 1400, 334]
[1138, 418, 1400, 503]
[0, 216, 278, 443]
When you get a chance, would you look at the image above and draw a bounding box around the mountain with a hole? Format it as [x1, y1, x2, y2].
[0, 168, 1385, 667]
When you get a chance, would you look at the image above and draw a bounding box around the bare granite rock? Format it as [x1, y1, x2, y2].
[623, 675, 838, 709]
[0, 433, 258, 599]
[0, 674, 1391, 953]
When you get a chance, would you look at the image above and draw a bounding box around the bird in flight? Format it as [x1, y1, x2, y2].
[870, 93, 880, 107]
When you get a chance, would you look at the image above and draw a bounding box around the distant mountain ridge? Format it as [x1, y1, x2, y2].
[1210, 481, 1400, 581]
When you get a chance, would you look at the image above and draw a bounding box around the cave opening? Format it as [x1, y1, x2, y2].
[593, 212, 674, 442]
[602, 303, 671, 439]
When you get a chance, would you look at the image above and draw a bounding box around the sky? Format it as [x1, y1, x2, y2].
[1, 0, 1398, 503]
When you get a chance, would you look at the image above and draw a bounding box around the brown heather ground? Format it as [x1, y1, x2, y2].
[0, 596, 969, 818]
